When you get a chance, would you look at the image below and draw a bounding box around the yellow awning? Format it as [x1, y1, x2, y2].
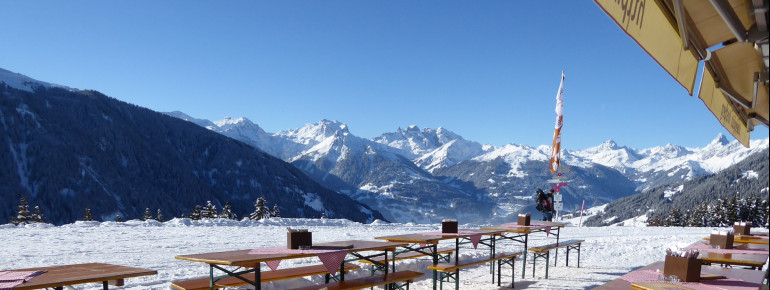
[698, 63, 750, 146]
[593, 0, 700, 95]
[594, 0, 769, 147]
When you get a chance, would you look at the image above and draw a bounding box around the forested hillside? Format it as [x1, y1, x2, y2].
[584, 149, 769, 227]
[1, 83, 384, 224]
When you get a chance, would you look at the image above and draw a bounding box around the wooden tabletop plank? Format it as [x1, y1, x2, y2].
[703, 236, 770, 244]
[690, 241, 769, 268]
[375, 229, 505, 243]
[595, 261, 765, 290]
[5, 263, 157, 290]
[481, 221, 568, 234]
[175, 240, 408, 267]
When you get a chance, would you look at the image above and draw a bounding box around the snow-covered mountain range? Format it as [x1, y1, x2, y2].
[4, 66, 765, 226]
[1, 69, 384, 225]
[168, 113, 769, 223]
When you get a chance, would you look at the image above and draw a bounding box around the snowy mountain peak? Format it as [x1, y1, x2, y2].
[213, 117, 266, 133]
[708, 133, 730, 147]
[0, 67, 71, 92]
[600, 140, 619, 150]
[215, 116, 248, 126]
[277, 120, 347, 145]
[164, 111, 218, 128]
[374, 125, 470, 160]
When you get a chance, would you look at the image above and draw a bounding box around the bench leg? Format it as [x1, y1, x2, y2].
[454, 269, 459, 290]
[531, 252, 536, 278]
[512, 259, 515, 288]
[578, 243, 581, 268]
[497, 257, 516, 288]
[566, 247, 570, 267]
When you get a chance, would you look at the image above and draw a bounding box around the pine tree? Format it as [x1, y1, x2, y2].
[646, 213, 663, 227]
[156, 209, 164, 222]
[748, 197, 763, 227]
[271, 204, 281, 218]
[737, 196, 752, 222]
[687, 203, 708, 227]
[760, 199, 769, 228]
[11, 196, 32, 226]
[143, 207, 153, 221]
[32, 206, 45, 223]
[219, 201, 237, 220]
[680, 209, 690, 227]
[725, 194, 739, 224]
[201, 201, 217, 219]
[249, 197, 270, 220]
[664, 207, 683, 227]
[190, 205, 202, 220]
[708, 198, 727, 227]
[82, 208, 93, 221]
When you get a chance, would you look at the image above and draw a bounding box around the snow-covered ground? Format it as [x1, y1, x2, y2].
[1, 218, 767, 290]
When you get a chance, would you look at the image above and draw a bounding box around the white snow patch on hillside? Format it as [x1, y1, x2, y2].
[303, 193, 324, 211]
[742, 170, 758, 179]
[664, 184, 684, 199]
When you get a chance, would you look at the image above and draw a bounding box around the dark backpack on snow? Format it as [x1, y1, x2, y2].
[535, 192, 546, 212]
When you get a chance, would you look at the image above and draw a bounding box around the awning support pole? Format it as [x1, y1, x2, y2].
[709, 0, 748, 43]
[673, 0, 689, 50]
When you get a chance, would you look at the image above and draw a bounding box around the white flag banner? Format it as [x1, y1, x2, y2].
[549, 71, 564, 174]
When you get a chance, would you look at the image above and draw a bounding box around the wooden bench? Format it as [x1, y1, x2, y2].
[289, 270, 424, 290]
[527, 239, 584, 279]
[358, 247, 456, 273]
[427, 251, 523, 289]
[170, 263, 361, 290]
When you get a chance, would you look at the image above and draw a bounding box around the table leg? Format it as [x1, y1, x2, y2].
[255, 264, 261, 290]
[545, 251, 550, 279]
[385, 250, 389, 274]
[490, 234, 496, 275]
[554, 227, 561, 267]
[209, 264, 214, 290]
[521, 234, 528, 279]
[578, 244, 581, 268]
[433, 243, 438, 290]
[497, 259, 501, 286]
[392, 250, 397, 272]
[454, 238, 459, 265]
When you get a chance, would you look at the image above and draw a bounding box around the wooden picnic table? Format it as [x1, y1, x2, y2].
[481, 221, 568, 278]
[3, 263, 157, 290]
[594, 260, 766, 289]
[688, 240, 769, 269]
[375, 229, 505, 290]
[175, 240, 407, 290]
[703, 234, 770, 244]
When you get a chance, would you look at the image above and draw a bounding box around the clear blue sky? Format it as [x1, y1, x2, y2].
[1, 1, 767, 150]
